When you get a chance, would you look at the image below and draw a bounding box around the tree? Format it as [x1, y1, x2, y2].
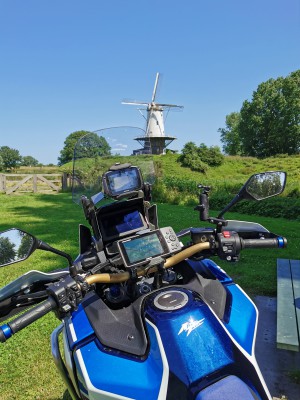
[218, 112, 242, 155]
[74, 133, 111, 160]
[220, 70, 300, 158]
[21, 155, 39, 167]
[58, 131, 111, 165]
[58, 131, 89, 165]
[0, 146, 22, 170]
[17, 233, 33, 260]
[0, 236, 16, 265]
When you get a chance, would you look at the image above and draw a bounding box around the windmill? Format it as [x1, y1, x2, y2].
[122, 73, 183, 155]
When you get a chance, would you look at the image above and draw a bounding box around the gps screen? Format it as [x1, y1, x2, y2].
[120, 232, 165, 265]
[106, 168, 141, 196]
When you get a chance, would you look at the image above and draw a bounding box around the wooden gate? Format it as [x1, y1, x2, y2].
[0, 174, 62, 194]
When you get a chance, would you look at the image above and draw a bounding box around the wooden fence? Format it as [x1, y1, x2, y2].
[0, 174, 64, 194]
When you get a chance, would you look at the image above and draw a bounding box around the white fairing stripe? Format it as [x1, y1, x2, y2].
[68, 319, 77, 342]
[146, 318, 170, 400]
[236, 284, 259, 356]
[235, 285, 272, 400]
[76, 349, 135, 400]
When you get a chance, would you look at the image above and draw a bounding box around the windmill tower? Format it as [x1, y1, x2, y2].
[122, 73, 183, 155]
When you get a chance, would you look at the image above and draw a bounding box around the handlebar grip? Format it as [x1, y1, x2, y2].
[0, 297, 57, 342]
[241, 237, 287, 249]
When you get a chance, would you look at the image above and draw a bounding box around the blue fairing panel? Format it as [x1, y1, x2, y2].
[65, 304, 95, 349]
[199, 259, 233, 284]
[188, 258, 257, 356]
[225, 284, 257, 355]
[73, 321, 165, 400]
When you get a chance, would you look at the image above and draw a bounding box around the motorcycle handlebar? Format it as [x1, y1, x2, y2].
[85, 242, 211, 285]
[0, 297, 57, 342]
[241, 237, 287, 249]
[0, 235, 287, 342]
[85, 235, 287, 285]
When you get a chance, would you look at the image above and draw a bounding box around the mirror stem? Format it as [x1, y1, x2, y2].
[37, 240, 73, 267]
[217, 194, 241, 219]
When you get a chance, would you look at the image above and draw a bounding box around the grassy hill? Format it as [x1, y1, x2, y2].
[153, 154, 300, 219]
[60, 153, 300, 211]
[155, 153, 300, 193]
[8, 153, 299, 193]
[61, 153, 300, 190]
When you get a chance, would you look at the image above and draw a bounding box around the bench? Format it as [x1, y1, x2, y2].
[277, 258, 300, 352]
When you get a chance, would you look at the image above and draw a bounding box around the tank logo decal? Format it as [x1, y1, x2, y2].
[178, 318, 205, 337]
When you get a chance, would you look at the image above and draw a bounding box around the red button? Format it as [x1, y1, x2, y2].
[223, 231, 231, 238]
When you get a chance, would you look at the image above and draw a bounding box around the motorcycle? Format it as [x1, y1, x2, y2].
[0, 127, 287, 400]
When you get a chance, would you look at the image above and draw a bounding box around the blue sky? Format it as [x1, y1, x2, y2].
[0, 0, 299, 164]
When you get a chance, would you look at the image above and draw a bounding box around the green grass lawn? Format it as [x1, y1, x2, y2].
[0, 193, 299, 399]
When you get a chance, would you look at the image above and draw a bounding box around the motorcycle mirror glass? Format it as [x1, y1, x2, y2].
[0, 229, 36, 268]
[217, 171, 286, 219]
[245, 171, 286, 200]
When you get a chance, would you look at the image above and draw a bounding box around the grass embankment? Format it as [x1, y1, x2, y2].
[153, 153, 300, 208]
[61, 153, 300, 217]
[157, 153, 300, 187]
[0, 193, 298, 399]
[60, 152, 300, 195]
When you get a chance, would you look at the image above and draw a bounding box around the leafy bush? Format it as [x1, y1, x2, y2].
[287, 187, 300, 198]
[232, 197, 300, 220]
[178, 142, 224, 172]
[180, 153, 209, 173]
[197, 143, 224, 166]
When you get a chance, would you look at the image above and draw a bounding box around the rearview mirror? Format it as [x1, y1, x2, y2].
[217, 171, 286, 218]
[245, 171, 286, 200]
[0, 229, 36, 267]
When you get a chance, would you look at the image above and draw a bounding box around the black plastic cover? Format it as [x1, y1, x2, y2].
[82, 292, 148, 357]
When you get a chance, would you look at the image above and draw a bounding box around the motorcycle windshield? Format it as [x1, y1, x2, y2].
[72, 126, 156, 204]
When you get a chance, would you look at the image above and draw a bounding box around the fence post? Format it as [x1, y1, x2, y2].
[33, 174, 37, 193]
[62, 173, 68, 191]
[0, 174, 6, 192]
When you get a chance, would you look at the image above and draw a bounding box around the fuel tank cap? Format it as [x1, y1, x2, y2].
[153, 290, 189, 311]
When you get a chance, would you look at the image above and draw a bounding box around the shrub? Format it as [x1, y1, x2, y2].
[153, 177, 300, 220]
[178, 142, 224, 172]
[287, 188, 300, 198]
[179, 153, 209, 173]
[197, 143, 225, 167]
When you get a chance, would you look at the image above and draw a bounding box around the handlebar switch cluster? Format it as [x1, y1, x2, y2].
[47, 276, 82, 317]
[217, 231, 241, 262]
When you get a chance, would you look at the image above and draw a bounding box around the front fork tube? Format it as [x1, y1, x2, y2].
[51, 324, 81, 400]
